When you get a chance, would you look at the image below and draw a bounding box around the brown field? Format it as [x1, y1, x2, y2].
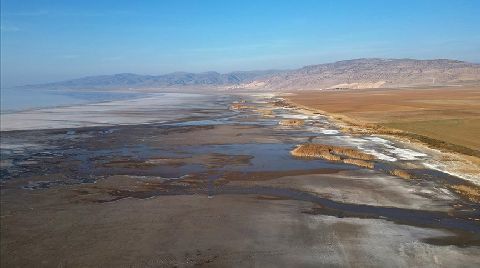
[286, 86, 480, 155]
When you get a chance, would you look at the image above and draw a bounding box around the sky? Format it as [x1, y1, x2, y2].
[1, 0, 479, 87]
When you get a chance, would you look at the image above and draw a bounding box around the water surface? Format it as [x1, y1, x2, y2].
[1, 88, 141, 113]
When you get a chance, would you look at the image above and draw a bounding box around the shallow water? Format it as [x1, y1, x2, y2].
[0, 91, 472, 187]
[1, 91, 480, 251]
[0, 88, 142, 113]
[0, 92, 231, 131]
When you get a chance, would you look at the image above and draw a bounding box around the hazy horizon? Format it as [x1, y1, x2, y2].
[2, 0, 480, 88]
[6, 57, 480, 89]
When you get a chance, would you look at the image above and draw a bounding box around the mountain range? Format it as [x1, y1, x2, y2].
[19, 58, 480, 90]
[260, 58, 480, 90]
[19, 70, 282, 90]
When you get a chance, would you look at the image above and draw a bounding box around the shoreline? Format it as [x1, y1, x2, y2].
[0, 92, 219, 132]
[281, 93, 480, 186]
[0, 88, 145, 115]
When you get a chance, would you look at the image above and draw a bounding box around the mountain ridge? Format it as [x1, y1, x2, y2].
[18, 70, 285, 90]
[259, 58, 480, 90]
[17, 58, 480, 90]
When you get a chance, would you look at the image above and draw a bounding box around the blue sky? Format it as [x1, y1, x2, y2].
[1, 0, 479, 87]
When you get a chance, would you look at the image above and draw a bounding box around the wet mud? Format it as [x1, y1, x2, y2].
[1, 92, 480, 266]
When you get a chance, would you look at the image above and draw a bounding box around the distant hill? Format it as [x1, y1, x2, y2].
[18, 58, 480, 90]
[256, 58, 480, 90]
[19, 70, 284, 90]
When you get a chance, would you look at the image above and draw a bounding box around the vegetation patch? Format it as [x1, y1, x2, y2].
[291, 143, 375, 163]
[342, 158, 374, 169]
[100, 159, 156, 169]
[230, 103, 253, 110]
[450, 184, 480, 203]
[279, 119, 305, 126]
[388, 169, 412, 180]
[272, 99, 294, 108]
[258, 109, 275, 118]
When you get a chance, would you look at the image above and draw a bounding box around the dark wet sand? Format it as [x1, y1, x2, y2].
[1, 93, 479, 267]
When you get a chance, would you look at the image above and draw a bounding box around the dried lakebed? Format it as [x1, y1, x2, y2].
[1, 92, 479, 267]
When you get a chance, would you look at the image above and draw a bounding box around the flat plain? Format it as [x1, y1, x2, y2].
[286, 86, 480, 154]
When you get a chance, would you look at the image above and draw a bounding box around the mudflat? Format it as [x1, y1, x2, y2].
[1, 92, 480, 267]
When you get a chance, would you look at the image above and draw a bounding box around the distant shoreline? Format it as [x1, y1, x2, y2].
[0, 92, 218, 132]
[0, 88, 143, 114]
